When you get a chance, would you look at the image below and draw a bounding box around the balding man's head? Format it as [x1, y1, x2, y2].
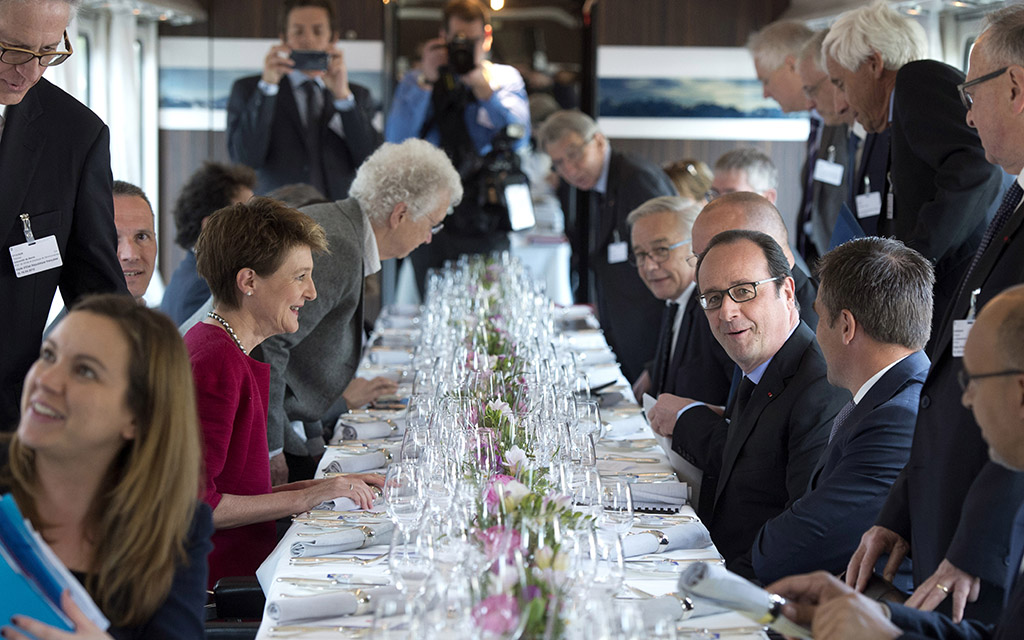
[962, 285, 1024, 470]
[692, 192, 794, 267]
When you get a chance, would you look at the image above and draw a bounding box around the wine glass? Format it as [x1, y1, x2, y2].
[384, 461, 424, 533]
[575, 398, 603, 442]
[598, 478, 634, 538]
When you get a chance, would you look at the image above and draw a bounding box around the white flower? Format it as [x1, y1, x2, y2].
[504, 445, 527, 472]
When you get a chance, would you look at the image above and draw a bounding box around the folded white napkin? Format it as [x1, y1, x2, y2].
[603, 413, 648, 440]
[311, 497, 360, 512]
[369, 348, 412, 365]
[323, 452, 388, 474]
[266, 586, 402, 623]
[577, 349, 616, 365]
[621, 522, 712, 557]
[629, 481, 690, 510]
[290, 522, 394, 557]
[333, 417, 404, 442]
[636, 595, 687, 627]
[565, 330, 608, 351]
[584, 364, 622, 389]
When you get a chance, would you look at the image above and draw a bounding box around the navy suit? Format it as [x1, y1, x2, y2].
[590, 150, 677, 382]
[671, 322, 849, 565]
[226, 75, 378, 200]
[876, 193, 1024, 622]
[884, 503, 1024, 640]
[746, 351, 930, 584]
[0, 78, 128, 431]
[160, 250, 210, 327]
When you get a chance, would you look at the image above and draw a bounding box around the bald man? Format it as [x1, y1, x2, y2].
[691, 192, 818, 329]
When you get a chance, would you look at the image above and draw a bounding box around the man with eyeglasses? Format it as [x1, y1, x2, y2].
[844, 5, 1024, 625]
[647, 228, 846, 570]
[796, 29, 862, 261]
[0, 0, 128, 432]
[768, 285, 1024, 640]
[386, 0, 529, 296]
[537, 109, 677, 383]
[822, 2, 1002, 356]
[627, 197, 733, 407]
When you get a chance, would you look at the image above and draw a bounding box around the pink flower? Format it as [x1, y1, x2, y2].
[473, 594, 520, 634]
[477, 525, 522, 561]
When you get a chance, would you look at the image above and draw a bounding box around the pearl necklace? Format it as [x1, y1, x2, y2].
[206, 311, 247, 355]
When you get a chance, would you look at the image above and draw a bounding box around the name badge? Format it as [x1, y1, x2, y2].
[952, 319, 973, 358]
[855, 192, 882, 219]
[607, 241, 628, 265]
[813, 159, 845, 186]
[9, 235, 62, 278]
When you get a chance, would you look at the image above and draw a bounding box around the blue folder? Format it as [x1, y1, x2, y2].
[828, 202, 867, 251]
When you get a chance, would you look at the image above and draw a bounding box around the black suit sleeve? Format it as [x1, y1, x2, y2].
[948, 463, 1024, 581]
[331, 84, 379, 168]
[893, 64, 1001, 263]
[59, 123, 128, 304]
[887, 602, 992, 640]
[226, 78, 276, 169]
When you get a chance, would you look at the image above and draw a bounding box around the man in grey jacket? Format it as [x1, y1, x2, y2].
[261, 139, 462, 481]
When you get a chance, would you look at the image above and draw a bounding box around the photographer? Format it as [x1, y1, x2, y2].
[226, 0, 379, 200]
[386, 0, 530, 294]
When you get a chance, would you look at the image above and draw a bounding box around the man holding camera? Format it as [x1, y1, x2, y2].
[226, 0, 378, 200]
[385, 0, 530, 294]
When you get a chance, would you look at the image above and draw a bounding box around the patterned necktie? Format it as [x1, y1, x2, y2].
[957, 181, 1024, 303]
[828, 399, 856, 444]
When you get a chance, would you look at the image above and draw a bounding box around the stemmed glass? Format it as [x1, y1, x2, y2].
[384, 461, 424, 535]
[597, 477, 634, 539]
[575, 398, 603, 443]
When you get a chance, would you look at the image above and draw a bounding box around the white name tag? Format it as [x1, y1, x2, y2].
[607, 241, 628, 265]
[855, 192, 882, 219]
[952, 319, 973, 358]
[9, 235, 62, 278]
[813, 159, 845, 186]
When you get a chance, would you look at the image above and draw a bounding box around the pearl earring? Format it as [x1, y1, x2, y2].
[246, 291, 252, 296]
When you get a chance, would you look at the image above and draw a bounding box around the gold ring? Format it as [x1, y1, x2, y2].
[936, 583, 950, 594]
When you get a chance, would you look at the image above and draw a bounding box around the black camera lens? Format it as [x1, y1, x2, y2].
[447, 35, 476, 75]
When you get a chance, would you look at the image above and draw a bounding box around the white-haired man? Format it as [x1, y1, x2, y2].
[823, 1, 1003, 346]
[709, 148, 779, 204]
[258, 140, 462, 482]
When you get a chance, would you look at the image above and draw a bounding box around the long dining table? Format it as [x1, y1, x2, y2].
[253, 303, 769, 639]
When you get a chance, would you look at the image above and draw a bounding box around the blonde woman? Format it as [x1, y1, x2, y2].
[2, 295, 210, 639]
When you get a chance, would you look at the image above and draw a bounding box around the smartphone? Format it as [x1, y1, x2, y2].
[290, 50, 329, 71]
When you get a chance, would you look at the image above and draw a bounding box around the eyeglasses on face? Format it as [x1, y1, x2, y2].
[0, 31, 73, 67]
[957, 66, 1009, 111]
[703, 187, 722, 202]
[957, 367, 1024, 391]
[698, 276, 783, 310]
[549, 134, 596, 171]
[629, 239, 691, 267]
[430, 222, 445, 235]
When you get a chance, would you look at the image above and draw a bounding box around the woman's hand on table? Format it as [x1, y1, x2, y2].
[3, 591, 114, 640]
[305, 475, 380, 510]
[342, 377, 398, 409]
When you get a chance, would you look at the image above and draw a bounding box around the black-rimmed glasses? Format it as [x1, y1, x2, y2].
[629, 239, 691, 267]
[0, 31, 73, 67]
[957, 367, 1024, 391]
[698, 276, 783, 310]
[957, 66, 1008, 110]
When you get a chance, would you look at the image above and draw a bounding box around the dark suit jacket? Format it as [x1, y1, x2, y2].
[885, 60, 1003, 336]
[850, 129, 888, 236]
[671, 321, 849, 565]
[654, 295, 734, 406]
[876, 193, 1024, 622]
[591, 149, 677, 382]
[793, 265, 818, 331]
[0, 78, 127, 431]
[160, 250, 210, 327]
[806, 123, 852, 258]
[226, 75, 378, 200]
[747, 351, 930, 584]
[884, 503, 1024, 640]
